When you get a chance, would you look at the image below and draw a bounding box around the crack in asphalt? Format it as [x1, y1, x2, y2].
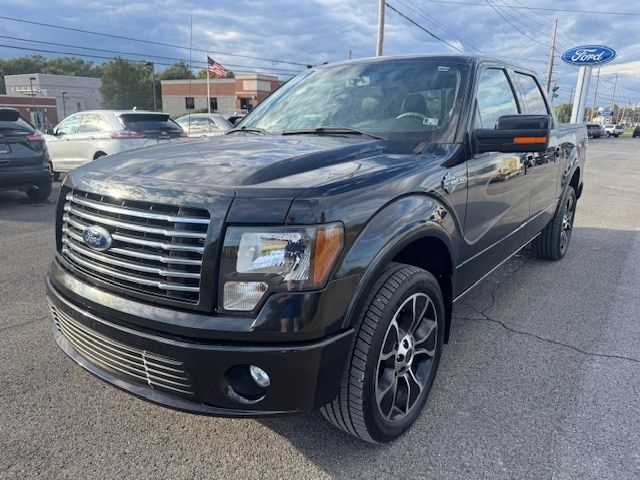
[458, 252, 640, 364]
[0, 315, 49, 333]
[459, 298, 640, 365]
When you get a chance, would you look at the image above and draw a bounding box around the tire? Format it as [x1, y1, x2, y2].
[532, 186, 577, 261]
[93, 152, 107, 160]
[26, 180, 52, 202]
[321, 262, 445, 443]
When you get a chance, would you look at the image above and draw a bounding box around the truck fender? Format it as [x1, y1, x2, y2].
[335, 195, 456, 339]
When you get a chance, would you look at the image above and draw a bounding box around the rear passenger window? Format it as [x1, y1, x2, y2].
[513, 73, 548, 115]
[475, 69, 519, 129]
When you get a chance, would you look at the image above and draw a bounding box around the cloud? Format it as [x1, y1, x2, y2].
[0, 0, 639, 104]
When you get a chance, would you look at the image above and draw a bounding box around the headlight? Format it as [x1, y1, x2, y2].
[220, 223, 344, 311]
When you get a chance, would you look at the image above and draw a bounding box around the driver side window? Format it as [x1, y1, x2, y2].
[474, 68, 519, 129]
[56, 114, 81, 135]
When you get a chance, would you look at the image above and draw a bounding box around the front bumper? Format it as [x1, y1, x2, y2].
[46, 276, 353, 416]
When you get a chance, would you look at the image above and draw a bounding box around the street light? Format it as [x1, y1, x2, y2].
[146, 62, 157, 112]
[29, 76, 37, 127]
[61, 91, 67, 118]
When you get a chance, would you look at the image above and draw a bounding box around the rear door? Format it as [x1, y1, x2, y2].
[511, 71, 560, 233]
[73, 113, 112, 165]
[458, 67, 532, 291]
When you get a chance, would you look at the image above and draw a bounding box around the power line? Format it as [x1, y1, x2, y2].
[497, 0, 578, 45]
[423, 0, 640, 16]
[0, 14, 313, 67]
[0, 43, 298, 77]
[384, 2, 465, 53]
[0, 35, 302, 74]
[484, 0, 551, 51]
[399, 0, 483, 54]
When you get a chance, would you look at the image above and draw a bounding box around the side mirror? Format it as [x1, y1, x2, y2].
[474, 115, 551, 154]
[45, 128, 55, 135]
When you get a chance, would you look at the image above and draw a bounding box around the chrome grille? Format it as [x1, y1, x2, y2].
[60, 190, 209, 303]
[48, 300, 194, 396]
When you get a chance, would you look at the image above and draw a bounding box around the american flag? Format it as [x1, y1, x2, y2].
[207, 56, 229, 77]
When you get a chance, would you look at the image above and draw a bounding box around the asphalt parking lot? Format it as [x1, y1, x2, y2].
[1, 138, 639, 479]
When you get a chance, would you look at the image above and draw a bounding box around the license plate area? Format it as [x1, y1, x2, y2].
[0, 143, 11, 154]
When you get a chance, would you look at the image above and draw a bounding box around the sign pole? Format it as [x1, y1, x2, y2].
[570, 66, 592, 124]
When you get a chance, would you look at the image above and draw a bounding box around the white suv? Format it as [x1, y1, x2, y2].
[603, 124, 624, 137]
[45, 110, 186, 177]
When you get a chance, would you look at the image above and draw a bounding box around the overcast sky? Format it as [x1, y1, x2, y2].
[1, 0, 639, 107]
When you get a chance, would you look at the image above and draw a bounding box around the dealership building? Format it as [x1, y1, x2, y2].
[3, 73, 102, 123]
[160, 74, 282, 117]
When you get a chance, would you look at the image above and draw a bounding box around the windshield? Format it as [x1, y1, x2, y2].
[239, 59, 469, 143]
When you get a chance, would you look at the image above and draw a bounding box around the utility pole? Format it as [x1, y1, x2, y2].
[611, 74, 618, 110]
[376, 0, 385, 56]
[146, 62, 157, 112]
[545, 19, 558, 93]
[591, 67, 600, 121]
[29, 76, 37, 127]
[620, 101, 628, 125]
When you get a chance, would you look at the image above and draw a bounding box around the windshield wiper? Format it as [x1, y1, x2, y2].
[227, 126, 268, 135]
[282, 126, 385, 140]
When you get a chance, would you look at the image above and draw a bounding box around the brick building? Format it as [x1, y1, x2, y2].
[161, 74, 282, 117]
[0, 95, 58, 129]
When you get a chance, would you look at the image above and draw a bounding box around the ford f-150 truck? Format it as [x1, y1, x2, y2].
[46, 55, 586, 443]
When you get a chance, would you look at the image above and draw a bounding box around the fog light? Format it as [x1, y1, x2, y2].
[249, 365, 270, 388]
[223, 281, 268, 311]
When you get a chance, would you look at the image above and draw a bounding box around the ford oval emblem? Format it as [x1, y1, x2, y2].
[561, 45, 616, 66]
[82, 225, 113, 252]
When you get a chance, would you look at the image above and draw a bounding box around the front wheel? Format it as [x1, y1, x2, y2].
[321, 262, 444, 443]
[532, 186, 577, 260]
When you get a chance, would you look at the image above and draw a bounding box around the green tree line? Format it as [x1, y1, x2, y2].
[1, 55, 233, 111]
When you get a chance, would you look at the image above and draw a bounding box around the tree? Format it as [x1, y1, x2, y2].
[0, 55, 99, 94]
[196, 68, 235, 79]
[159, 61, 194, 80]
[555, 103, 572, 123]
[100, 58, 154, 110]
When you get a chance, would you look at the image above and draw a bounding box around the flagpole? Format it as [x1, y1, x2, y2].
[206, 53, 211, 114]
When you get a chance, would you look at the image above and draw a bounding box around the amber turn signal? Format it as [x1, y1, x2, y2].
[313, 225, 344, 285]
[513, 136, 547, 144]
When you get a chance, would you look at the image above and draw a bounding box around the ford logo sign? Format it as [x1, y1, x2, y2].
[82, 225, 113, 252]
[561, 45, 616, 66]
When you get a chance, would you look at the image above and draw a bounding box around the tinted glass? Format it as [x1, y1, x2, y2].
[241, 60, 469, 143]
[475, 69, 519, 128]
[120, 114, 182, 133]
[0, 115, 34, 133]
[513, 73, 548, 115]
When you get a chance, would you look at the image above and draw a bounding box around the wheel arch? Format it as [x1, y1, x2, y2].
[337, 195, 457, 343]
[93, 151, 107, 160]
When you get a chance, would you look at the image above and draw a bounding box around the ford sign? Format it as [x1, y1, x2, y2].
[82, 225, 113, 252]
[561, 45, 616, 66]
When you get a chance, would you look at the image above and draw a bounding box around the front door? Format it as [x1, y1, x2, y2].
[46, 113, 82, 173]
[511, 71, 561, 234]
[457, 67, 532, 293]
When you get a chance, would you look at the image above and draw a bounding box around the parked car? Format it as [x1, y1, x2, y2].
[226, 113, 246, 126]
[0, 108, 51, 201]
[45, 110, 186, 177]
[175, 113, 232, 137]
[46, 55, 586, 443]
[603, 124, 624, 137]
[586, 123, 603, 139]
[633, 126, 640, 138]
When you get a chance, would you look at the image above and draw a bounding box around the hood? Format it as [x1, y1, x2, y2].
[82, 134, 388, 189]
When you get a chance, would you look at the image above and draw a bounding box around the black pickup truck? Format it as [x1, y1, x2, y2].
[46, 55, 586, 443]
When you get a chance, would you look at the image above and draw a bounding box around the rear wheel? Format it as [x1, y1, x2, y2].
[26, 180, 52, 202]
[532, 186, 576, 260]
[321, 262, 444, 443]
